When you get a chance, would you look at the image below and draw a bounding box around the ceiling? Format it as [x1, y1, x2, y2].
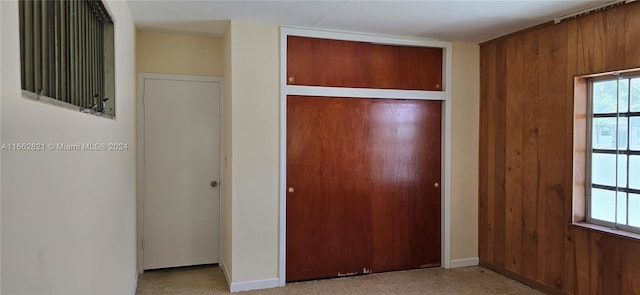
[127, 0, 606, 43]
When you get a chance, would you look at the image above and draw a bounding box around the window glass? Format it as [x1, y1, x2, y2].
[591, 188, 616, 223]
[617, 193, 627, 225]
[630, 117, 640, 151]
[592, 117, 628, 150]
[629, 155, 640, 190]
[591, 153, 627, 187]
[631, 78, 640, 112]
[629, 194, 640, 227]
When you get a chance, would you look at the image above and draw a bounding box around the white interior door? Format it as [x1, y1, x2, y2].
[142, 75, 221, 270]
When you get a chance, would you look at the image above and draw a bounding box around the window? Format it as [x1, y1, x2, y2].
[19, 0, 115, 117]
[588, 74, 640, 234]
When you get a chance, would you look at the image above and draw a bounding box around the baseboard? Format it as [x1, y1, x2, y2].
[220, 259, 232, 291]
[450, 257, 480, 268]
[130, 272, 139, 295]
[480, 259, 567, 295]
[229, 278, 280, 293]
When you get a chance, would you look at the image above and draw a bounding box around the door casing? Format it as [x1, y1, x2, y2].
[279, 27, 454, 286]
[136, 73, 225, 273]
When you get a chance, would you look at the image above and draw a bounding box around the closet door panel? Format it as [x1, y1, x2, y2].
[369, 99, 442, 272]
[287, 36, 371, 88]
[371, 45, 443, 91]
[286, 95, 373, 282]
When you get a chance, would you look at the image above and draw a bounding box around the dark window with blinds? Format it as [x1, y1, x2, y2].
[18, 0, 115, 117]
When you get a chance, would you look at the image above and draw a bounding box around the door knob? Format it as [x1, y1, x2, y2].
[288, 187, 295, 193]
[434, 182, 439, 188]
[210, 181, 218, 188]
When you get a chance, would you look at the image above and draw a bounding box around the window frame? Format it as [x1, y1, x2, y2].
[586, 73, 640, 235]
[18, 0, 115, 118]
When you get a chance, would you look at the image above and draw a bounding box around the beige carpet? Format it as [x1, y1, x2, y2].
[136, 265, 543, 295]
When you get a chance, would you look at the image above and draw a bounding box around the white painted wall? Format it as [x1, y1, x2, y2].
[221, 22, 234, 282]
[136, 30, 224, 77]
[450, 42, 480, 261]
[0, 1, 137, 294]
[227, 20, 280, 285]
[0, 2, 3, 292]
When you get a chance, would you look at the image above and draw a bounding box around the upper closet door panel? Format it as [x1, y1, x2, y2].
[287, 36, 443, 91]
[370, 44, 443, 91]
[287, 36, 371, 88]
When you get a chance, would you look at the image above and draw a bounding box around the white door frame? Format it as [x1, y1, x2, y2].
[136, 73, 225, 273]
[278, 26, 453, 286]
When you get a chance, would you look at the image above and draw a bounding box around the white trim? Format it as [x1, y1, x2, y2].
[450, 257, 480, 268]
[220, 258, 232, 291]
[278, 26, 288, 287]
[287, 85, 446, 100]
[129, 272, 139, 295]
[442, 40, 453, 270]
[230, 278, 280, 293]
[278, 26, 454, 285]
[283, 26, 451, 49]
[136, 73, 224, 272]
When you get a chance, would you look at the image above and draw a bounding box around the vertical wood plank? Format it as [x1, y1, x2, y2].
[520, 29, 540, 280]
[605, 6, 626, 71]
[573, 228, 591, 295]
[543, 22, 568, 291]
[535, 26, 550, 284]
[564, 18, 579, 295]
[576, 14, 594, 75]
[620, 239, 640, 294]
[486, 45, 497, 265]
[589, 232, 602, 295]
[591, 12, 607, 74]
[481, 43, 498, 264]
[624, 2, 640, 68]
[601, 236, 622, 295]
[493, 40, 508, 268]
[504, 34, 524, 274]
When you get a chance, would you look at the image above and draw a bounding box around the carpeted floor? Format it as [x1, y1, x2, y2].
[135, 265, 543, 294]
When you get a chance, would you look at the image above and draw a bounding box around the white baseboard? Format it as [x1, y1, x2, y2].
[450, 257, 479, 268]
[130, 272, 139, 295]
[230, 278, 280, 293]
[220, 258, 232, 291]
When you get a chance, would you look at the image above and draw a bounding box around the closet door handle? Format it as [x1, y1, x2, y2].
[210, 181, 218, 188]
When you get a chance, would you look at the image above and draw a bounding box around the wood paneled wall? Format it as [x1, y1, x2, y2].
[479, 2, 640, 294]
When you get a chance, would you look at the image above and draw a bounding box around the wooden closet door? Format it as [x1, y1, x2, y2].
[286, 96, 373, 282]
[287, 37, 371, 88]
[369, 99, 442, 272]
[286, 96, 442, 281]
[287, 36, 443, 91]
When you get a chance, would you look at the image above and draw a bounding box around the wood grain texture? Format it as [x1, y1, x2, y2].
[286, 96, 442, 281]
[504, 34, 524, 274]
[521, 29, 540, 280]
[624, 3, 640, 68]
[287, 36, 371, 88]
[493, 40, 508, 269]
[370, 44, 443, 90]
[286, 96, 373, 282]
[479, 2, 640, 294]
[370, 99, 442, 272]
[287, 36, 443, 91]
